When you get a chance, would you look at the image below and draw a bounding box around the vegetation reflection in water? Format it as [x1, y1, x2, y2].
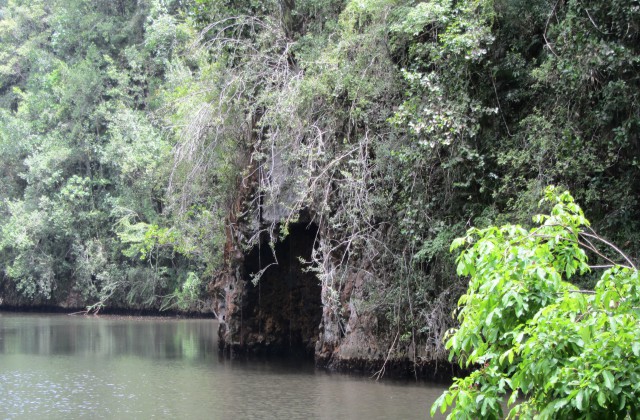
[0, 314, 447, 419]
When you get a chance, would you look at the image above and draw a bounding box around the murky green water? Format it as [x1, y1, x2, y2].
[0, 313, 448, 419]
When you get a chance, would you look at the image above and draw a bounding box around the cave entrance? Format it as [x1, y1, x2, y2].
[243, 222, 322, 357]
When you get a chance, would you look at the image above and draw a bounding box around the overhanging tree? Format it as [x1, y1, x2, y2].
[433, 187, 640, 419]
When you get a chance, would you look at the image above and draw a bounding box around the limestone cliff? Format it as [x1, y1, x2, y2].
[211, 178, 455, 379]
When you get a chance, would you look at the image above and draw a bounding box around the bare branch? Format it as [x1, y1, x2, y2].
[580, 231, 636, 270]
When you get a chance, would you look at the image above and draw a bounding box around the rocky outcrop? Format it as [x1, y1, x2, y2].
[211, 133, 455, 379]
[212, 210, 457, 379]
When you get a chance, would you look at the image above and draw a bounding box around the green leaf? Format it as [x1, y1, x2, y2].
[554, 399, 568, 409]
[575, 390, 584, 410]
[619, 394, 626, 411]
[450, 237, 466, 251]
[602, 370, 614, 391]
[431, 392, 447, 416]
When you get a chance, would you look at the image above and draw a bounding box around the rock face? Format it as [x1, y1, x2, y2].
[212, 212, 457, 379]
[212, 144, 458, 379]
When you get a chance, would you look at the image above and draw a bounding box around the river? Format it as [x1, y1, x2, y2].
[0, 313, 449, 419]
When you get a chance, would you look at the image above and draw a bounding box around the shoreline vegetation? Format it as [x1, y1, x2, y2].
[434, 188, 640, 418]
[0, 305, 215, 319]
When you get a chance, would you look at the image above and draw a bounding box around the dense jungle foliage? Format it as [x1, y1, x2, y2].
[0, 0, 638, 364]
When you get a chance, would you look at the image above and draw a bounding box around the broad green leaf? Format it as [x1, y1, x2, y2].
[602, 370, 614, 391]
[575, 390, 584, 410]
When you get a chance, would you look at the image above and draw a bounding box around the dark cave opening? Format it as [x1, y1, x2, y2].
[242, 222, 322, 357]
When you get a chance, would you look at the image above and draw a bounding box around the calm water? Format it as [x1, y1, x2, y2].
[0, 313, 448, 419]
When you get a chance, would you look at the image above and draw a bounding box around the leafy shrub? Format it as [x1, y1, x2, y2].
[433, 187, 640, 419]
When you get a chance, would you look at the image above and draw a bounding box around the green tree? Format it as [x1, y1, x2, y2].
[433, 187, 640, 419]
[0, 0, 205, 311]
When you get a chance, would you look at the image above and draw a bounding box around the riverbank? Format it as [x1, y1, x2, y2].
[0, 304, 216, 319]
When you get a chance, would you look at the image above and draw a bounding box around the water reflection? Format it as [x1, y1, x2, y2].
[0, 313, 447, 419]
[0, 314, 216, 360]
